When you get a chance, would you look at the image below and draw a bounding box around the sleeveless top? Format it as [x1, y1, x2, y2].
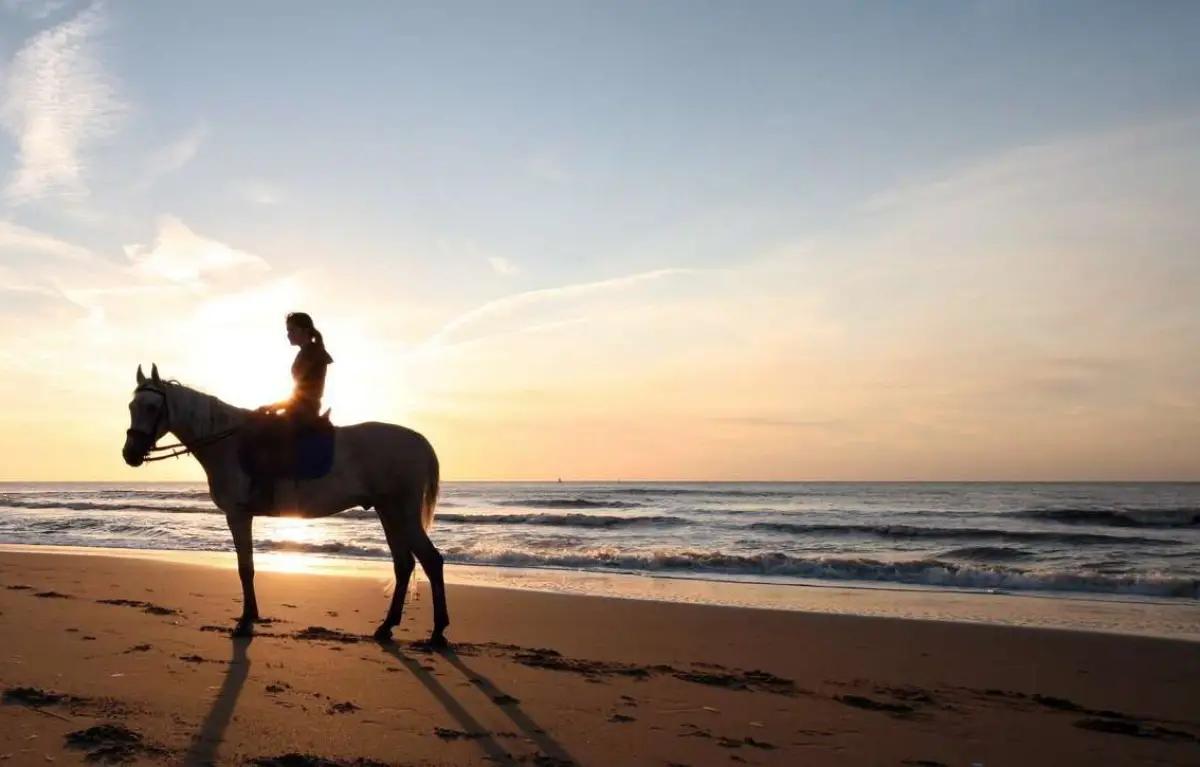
[289, 344, 333, 417]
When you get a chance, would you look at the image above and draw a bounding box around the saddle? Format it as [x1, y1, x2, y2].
[237, 408, 336, 482]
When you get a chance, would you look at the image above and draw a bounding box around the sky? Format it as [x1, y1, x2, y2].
[1, 0, 1199, 482]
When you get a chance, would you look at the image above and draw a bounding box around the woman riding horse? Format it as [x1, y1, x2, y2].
[243, 311, 335, 513]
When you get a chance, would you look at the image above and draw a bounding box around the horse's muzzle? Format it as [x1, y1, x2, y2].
[123, 431, 150, 467]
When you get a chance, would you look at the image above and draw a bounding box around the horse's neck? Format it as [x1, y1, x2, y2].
[168, 387, 247, 445]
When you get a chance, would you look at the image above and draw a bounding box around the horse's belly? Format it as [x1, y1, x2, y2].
[269, 477, 370, 519]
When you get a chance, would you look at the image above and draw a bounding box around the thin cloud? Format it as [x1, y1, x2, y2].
[1, 0, 125, 204]
[421, 267, 715, 350]
[487, 256, 518, 275]
[136, 123, 210, 191]
[3, 0, 73, 19]
[0, 218, 96, 262]
[232, 180, 282, 205]
[123, 215, 270, 290]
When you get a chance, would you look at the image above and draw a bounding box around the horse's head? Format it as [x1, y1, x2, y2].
[123, 363, 171, 467]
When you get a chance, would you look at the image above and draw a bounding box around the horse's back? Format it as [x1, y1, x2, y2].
[331, 419, 436, 474]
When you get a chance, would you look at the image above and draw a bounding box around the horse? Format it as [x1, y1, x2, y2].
[120, 363, 449, 646]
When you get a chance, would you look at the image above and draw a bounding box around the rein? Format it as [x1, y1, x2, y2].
[130, 383, 244, 462]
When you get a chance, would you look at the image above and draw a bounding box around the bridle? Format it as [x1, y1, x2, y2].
[128, 382, 243, 462]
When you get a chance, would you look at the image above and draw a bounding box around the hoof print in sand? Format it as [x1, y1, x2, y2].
[711, 735, 776, 751]
[673, 669, 799, 696]
[64, 723, 168, 764]
[434, 727, 488, 741]
[902, 761, 949, 767]
[1074, 717, 1198, 742]
[608, 713, 636, 723]
[835, 694, 915, 716]
[178, 654, 213, 664]
[124, 644, 153, 654]
[295, 626, 362, 644]
[4, 686, 79, 707]
[97, 598, 180, 616]
[5, 584, 32, 591]
[247, 755, 396, 767]
[5, 687, 134, 719]
[521, 756, 576, 767]
[492, 694, 519, 705]
[327, 701, 360, 715]
[34, 590, 72, 599]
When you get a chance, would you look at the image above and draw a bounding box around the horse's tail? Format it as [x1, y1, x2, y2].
[421, 440, 440, 532]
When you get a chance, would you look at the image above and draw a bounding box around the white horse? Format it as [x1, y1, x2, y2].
[121, 363, 449, 646]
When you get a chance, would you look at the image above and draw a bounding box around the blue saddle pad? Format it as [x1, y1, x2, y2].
[237, 416, 336, 481]
[293, 427, 335, 479]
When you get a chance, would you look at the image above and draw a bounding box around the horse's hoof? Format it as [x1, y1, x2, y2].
[372, 626, 394, 643]
[232, 622, 253, 638]
[428, 631, 449, 649]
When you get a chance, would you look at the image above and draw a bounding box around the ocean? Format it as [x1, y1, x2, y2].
[0, 481, 1197, 604]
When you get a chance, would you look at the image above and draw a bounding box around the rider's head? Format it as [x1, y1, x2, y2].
[285, 311, 316, 347]
[285, 312, 333, 361]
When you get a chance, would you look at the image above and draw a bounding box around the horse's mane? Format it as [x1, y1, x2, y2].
[150, 378, 253, 435]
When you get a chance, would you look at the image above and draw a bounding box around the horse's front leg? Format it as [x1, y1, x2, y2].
[226, 512, 260, 636]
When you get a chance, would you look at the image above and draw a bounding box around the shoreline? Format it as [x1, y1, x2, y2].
[4, 542, 1198, 642]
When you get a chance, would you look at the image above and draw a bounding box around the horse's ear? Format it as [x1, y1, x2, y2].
[136, 365, 146, 385]
[150, 363, 160, 383]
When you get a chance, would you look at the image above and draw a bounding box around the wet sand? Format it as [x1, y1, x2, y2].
[0, 549, 1197, 766]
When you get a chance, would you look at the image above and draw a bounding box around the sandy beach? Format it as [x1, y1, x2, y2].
[0, 550, 1197, 766]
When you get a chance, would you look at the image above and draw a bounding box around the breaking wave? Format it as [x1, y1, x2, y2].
[747, 522, 1182, 546]
[437, 512, 689, 529]
[494, 498, 644, 509]
[0, 497, 217, 514]
[1012, 508, 1200, 529]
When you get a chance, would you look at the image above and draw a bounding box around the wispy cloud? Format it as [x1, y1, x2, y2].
[0, 218, 96, 262]
[487, 256, 518, 275]
[3, 0, 73, 20]
[123, 215, 270, 290]
[422, 267, 715, 350]
[232, 180, 282, 205]
[135, 123, 209, 191]
[0, 1, 125, 205]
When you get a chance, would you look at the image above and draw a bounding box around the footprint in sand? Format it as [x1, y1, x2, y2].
[64, 724, 170, 763]
[248, 755, 394, 767]
[96, 598, 180, 616]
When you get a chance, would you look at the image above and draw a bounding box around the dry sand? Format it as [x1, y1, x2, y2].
[0, 549, 1197, 766]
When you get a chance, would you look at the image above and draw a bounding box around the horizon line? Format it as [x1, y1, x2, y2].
[2, 478, 1198, 485]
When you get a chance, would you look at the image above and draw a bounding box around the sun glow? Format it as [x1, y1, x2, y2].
[182, 313, 410, 427]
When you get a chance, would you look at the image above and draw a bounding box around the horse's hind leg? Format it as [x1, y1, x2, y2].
[405, 510, 449, 646]
[373, 504, 415, 642]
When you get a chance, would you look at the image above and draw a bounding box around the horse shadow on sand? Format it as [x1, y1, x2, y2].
[379, 641, 577, 766]
[183, 635, 253, 766]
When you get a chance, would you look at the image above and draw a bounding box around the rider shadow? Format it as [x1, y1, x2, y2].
[438, 648, 577, 766]
[379, 642, 549, 765]
[182, 636, 253, 767]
